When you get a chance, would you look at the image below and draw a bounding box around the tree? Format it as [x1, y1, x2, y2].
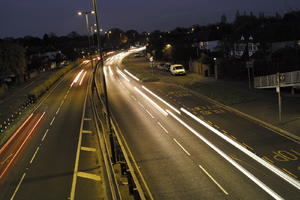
[220, 14, 227, 24]
[0, 42, 26, 84]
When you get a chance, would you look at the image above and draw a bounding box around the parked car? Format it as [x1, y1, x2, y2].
[157, 62, 171, 72]
[170, 64, 186, 75]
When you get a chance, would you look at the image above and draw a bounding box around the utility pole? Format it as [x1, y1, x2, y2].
[92, 0, 116, 163]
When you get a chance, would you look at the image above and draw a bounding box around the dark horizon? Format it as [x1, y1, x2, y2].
[1, 0, 300, 38]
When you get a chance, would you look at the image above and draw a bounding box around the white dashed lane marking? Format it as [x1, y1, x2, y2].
[157, 122, 169, 134]
[173, 138, 191, 156]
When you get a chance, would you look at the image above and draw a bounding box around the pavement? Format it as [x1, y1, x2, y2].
[185, 78, 300, 138]
[124, 56, 300, 139]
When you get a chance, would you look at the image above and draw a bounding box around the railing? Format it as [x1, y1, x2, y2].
[92, 62, 153, 200]
[254, 70, 300, 88]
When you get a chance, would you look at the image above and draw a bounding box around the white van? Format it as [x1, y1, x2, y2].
[170, 64, 186, 75]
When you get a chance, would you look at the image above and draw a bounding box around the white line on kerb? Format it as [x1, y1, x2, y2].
[10, 173, 26, 200]
[41, 129, 49, 142]
[145, 109, 155, 118]
[50, 117, 55, 126]
[173, 138, 191, 156]
[198, 165, 229, 195]
[30, 147, 40, 164]
[157, 122, 169, 133]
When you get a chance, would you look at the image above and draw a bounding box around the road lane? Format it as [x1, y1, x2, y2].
[0, 62, 99, 200]
[104, 51, 300, 199]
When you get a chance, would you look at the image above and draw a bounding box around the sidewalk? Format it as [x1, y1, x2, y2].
[123, 56, 300, 138]
[185, 78, 300, 136]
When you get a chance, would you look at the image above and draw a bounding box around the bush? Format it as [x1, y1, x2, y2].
[28, 61, 79, 101]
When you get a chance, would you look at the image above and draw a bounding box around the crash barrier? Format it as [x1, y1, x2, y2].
[93, 63, 153, 200]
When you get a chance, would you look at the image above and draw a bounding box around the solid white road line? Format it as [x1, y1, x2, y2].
[124, 69, 140, 81]
[157, 122, 169, 133]
[134, 87, 168, 116]
[30, 147, 40, 164]
[173, 138, 191, 156]
[10, 173, 26, 200]
[142, 85, 181, 114]
[198, 165, 229, 195]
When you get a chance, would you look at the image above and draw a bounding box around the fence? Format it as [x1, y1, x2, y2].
[254, 70, 300, 88]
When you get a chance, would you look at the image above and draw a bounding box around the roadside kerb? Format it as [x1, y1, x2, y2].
[180, 85, 300, 143]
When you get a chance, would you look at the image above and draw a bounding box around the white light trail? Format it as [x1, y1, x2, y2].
[134, 87, 168, 116]
[180, 108, 300, 191]
[124, 69, 140, 81]
[117, 68, 130, 82]
[71, 70, 84, 87]
[79, 71, 87, 86]
[108, 66, 114, 75]
[142, 86, 181, 114]
[166, 109, 284, 200]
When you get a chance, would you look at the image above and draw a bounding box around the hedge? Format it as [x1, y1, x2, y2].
[28, 61, 79, 101]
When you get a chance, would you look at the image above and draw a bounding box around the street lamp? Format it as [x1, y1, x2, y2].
[77, 10, 95, 55]
[91, 0, 115, 162]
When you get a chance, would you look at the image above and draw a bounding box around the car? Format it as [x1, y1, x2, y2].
[157, 63, 171, 71]
[170, 64, 186, 75]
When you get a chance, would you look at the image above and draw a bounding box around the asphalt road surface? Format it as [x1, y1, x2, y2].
[0, 62, 104, 200]
[103, 50, 300, 199]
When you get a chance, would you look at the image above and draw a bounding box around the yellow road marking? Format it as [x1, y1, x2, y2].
[262, 156, 274, 163]
[82, 130, 92, 134]
[84, 118, 92, 121]
[282, 168, 298, 179]
[77, 172, 101, 181]
[80, 146, 96, 152]
[242, 143, 254, 151]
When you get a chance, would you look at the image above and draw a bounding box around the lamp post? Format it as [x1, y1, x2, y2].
[77, 10, 95, 56]
[92, 0, 116, 163]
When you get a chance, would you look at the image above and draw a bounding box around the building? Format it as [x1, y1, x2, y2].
[230, 36, 259, 58]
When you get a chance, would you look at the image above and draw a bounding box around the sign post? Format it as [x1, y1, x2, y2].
[246, 60, 254, 89]
[150, 56, 154, 75]
[276, 72, 282, 122]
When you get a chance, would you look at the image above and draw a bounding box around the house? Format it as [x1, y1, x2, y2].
[270, 41, 298, 53]
[230, 36, 259, 58]
[198, 40, 220, 52]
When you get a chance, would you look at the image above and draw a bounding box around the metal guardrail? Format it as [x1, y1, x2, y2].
[254, 70, 300, 88]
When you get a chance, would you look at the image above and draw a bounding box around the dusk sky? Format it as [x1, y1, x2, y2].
[1, 0, 300, 38]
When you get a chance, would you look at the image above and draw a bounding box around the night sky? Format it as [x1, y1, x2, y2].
[1, 0, 300, 38]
